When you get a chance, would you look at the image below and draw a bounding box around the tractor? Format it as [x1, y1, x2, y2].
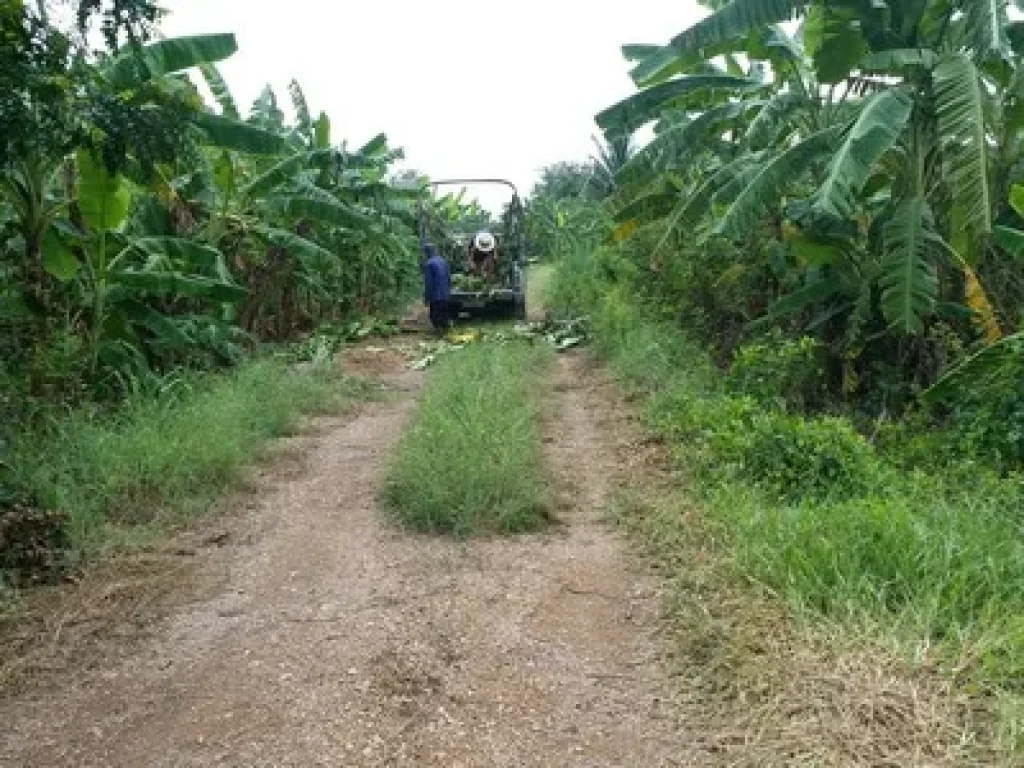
[417, 179, 527, 323]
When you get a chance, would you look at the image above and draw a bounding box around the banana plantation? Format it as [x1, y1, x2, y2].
[5, 0, 1024, 761]
[0, 1, 507, 571]
[2, 1, 444, 411]
[587, 0, 1024, 421]
[528, 2, 1024, 754]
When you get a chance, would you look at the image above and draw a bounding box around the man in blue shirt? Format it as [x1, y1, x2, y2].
[421, 243, 451, 336]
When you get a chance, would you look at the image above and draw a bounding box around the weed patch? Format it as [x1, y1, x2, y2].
[383, 341, 551, 536]
[6, 357, 371, 569]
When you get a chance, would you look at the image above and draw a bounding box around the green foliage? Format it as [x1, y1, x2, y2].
[599, 0, 1022, 405]
[1, 5, 421, 403]
[104, 33, 238, 89]
[0, 4, 78, 168]
[596, 73, 761, 136]
[724, 474, 1024, 680]
[738, 411, 878, 501]
[814, 89, 913, 218]
[922, 332, 1024, 470]
[727, 333, 824, 410]
[284, 317, 401, 364]
[383, 342, 551, 537]
[648, 384, 876, 502]
[74, 0, 164, 49]
[76, 148, 131, 230]
[933, 53, 992, 245]
[546, 245, 603, 318]
[529, 161, 602, 202]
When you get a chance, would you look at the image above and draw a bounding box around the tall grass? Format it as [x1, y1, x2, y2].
[383, 341, 551, 536]
[551, 252, 1024, 755]
[526, 263, 554, 314]
[10, 358, 369, 557]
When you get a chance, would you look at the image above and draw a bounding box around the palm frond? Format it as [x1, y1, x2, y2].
[198, 64, 239, 119]
[666, 0, 810, 58]
[630, 22, 804, 87]
[617, 100, 763, 188]
[857, 49, 937, 75]
[745, 91, 806, 150]
[288, 80, 313, 146]
[922, 331, 1024, 403]
[596, 74, 760, 136]
[958, 0, 1011, 61]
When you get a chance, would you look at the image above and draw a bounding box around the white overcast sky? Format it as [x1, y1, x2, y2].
[161, 1, 707, 211]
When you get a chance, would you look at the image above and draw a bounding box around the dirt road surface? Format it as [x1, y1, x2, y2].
[0, 350, 692, 767]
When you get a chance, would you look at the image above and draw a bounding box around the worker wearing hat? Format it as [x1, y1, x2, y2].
[467, 231, 499, 280]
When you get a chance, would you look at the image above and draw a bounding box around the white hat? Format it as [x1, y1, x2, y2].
[474, 232, 496, 253]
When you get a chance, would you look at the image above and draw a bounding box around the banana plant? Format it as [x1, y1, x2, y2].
[607, 0, 1011, 344]
[172, 71, 418, 336]
[0, 156, 69, 286]
[69, 149, 246, 372]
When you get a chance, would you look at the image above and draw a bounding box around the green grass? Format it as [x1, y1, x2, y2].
[553, 256, 1024, 758]
[526, 263, 554, 314]
[10, 357, 374, 559]
[383, 340, 551, 536]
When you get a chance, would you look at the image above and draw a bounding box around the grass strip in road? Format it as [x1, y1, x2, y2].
[384, 341, 551, 536]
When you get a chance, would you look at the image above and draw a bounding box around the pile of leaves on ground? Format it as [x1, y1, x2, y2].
[407, 317, 590, 370]
[285, 317, 404, 363]
[0, 505, 69, 586]
[0, 439, 69, 586]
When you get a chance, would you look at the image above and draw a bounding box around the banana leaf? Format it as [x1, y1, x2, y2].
[195, 112, 287, 155]
[111, 270, 248, 302]
[106, 34, 238, 90]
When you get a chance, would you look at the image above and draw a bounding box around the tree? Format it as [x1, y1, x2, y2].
[530, 162, 599, 202]
[587, 132, 636, 198]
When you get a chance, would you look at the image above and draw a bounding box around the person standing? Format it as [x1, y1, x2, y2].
[421, 243, 451, 336]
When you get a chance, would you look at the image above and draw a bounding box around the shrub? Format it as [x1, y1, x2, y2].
[546, 245, 601, 320]
[740, 411, 878, 501]
[728, 332, 825, 411]
[647, 382, 876, 501]
[949, 365, 1024, 472]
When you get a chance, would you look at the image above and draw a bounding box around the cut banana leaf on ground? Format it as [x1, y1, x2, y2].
[555, 336, 584, 350]
[405, 318, 592, 369]
[411, 354, 436, 371]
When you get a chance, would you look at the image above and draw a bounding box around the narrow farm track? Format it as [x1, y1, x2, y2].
[0, 347, 691, 767]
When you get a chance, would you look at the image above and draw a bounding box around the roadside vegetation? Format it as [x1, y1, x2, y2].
[525, 1, 1024, 759]
[0, 1, 494, 585]
[384, 340, 552, 537]
[5, 356, 377, 579]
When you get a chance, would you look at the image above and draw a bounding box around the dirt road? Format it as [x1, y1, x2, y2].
[0, 349, 691, 767]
